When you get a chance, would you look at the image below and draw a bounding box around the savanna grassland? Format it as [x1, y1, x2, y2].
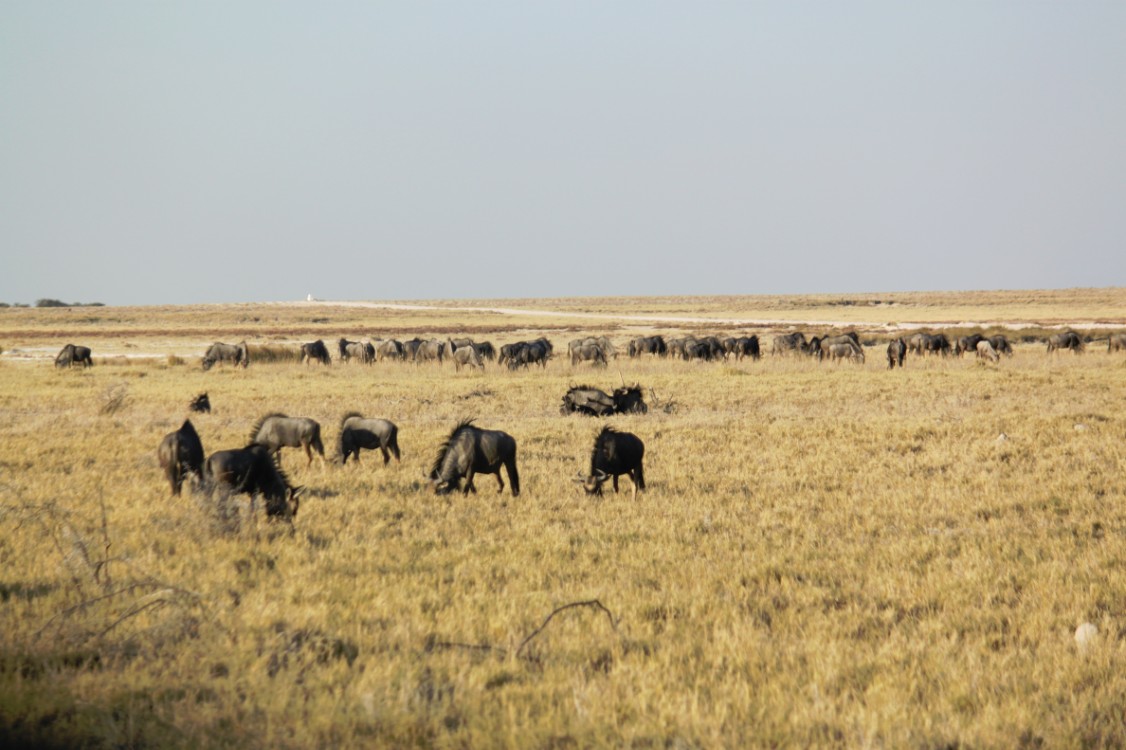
[1, 290, 1125, 749]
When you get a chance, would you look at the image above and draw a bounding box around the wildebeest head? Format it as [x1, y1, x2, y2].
[574, 468, 611, 495]
[612, 385, 648, 414]
[189, 392, 211, 413]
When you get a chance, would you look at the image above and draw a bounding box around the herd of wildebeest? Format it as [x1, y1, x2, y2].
[47, 326, 1125, 528]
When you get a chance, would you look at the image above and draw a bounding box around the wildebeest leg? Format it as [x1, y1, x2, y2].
[380, 446, 390, 464]
[504, 459, 520, 496]
[464, 470, 477, 495]
[634, 463, 645, 493]
[494, 471, 505, 494]
[612, 475, 620, 493]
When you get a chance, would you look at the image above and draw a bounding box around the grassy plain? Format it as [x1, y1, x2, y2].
[1, 289, 1125, 748]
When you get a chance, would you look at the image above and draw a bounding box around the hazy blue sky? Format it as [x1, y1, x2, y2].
[2, 2, 1124, 305]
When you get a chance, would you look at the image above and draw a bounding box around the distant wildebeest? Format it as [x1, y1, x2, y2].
[909, 333, 951, 357]
[976, 339, 1000, 363]
[205, 444, 301, 521]
[158, 419, 205, 496]
[503, 338, 552, 369]
[771, 332, 807, 356]
[726, 336, 761, 361]
[429, 419, 520, 496]
[1047, 331, 1085, 354]
[665, 337, 691, 360]
[339, 413, 401, 465]
[628, 336, 667, 358]
[886, 338, 906, 369]
[189, 392, 211, 413]
[447, 337, 475, 353]
[471, 341, 496, 361]
[1109, 333, 1126, 353]
[560, 384, 648, 416]
[451, 344, 484, 371]
[338, 338, 372, 364]
[811, 333, 861, 361]
[824, 342, 865, 363]
[415, 339, 446, 363]
[249, 413, 326, 466]
[989, 335, 1013, 357]
[574, 426, 645, 499]
[569, 338, 608, 367]
[202, 341, 249, 370]
[402, 338, 424, 361]
[376, 339, 406, 362]
[301, 340, 331, 366]
[54, 344, 93, 368]
[955, 334, 986, 357]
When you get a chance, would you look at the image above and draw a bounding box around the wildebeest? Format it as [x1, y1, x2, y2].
[158, 419, 205, 496]
[376, 339, 406, 362]
[338, 338, 372, 364]
[909, 333, 951, 357]
[955, 334, 985, 357]
[989, 335, 1013, 357]
[726, 336, 761, 361]
[339, 413, 401, 465]
[451, 344, 484, 371]
[1109, 333, 1126, 353]
[771, 332, 807, 356]
[886, 338, 906, 369]
[574, 426, 645, 499]
[1047, 331, 1085, 354]
[824, 342, 865, 363]
[429, 419, 520, 496]
[249, 413, 326, 466]
[568, 338, 608, 367]
[502, 338, 552, 369]
[415, 339, 446, 363]
[189, 392, 211, 413]
[202, 341, 249, 370]
[301, 340, 331, 366]
[811, 333, 861, 361]
[471, 341, 496, 361]
[54, 344, 93, 368]
[205, 443, 301, 521]
[976, 339, 999, 363]
[560, 384, 648, 416]
[402, 338, 424, 361]
[628, 336, 667, 358]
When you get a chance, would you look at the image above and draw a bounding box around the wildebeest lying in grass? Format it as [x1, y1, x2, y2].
[250, 413, 325, 466]
[339, 413, 401, 465]
[158, 419, 205, 496]
[301, 340, 331, 365]
[205, 444, 301, 521]
[561, 384, 648, 416]
[429, 419, 519, 496]
[574, 426, 645, 499]
[189, 392, 211, 413]
[202, 341, 249, 370]
[887, 338, 906, 369]
[55, 343, 93, 368]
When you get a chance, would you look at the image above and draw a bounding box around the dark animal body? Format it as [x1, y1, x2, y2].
[886, 338, 906, 369]
[568, 338, 608, 367]
[1109, 333, 1126, 353]
[576, 426, 645, 499]
[501, 338, 553, 369]
[988, 335, 1013, 356]
[955, 334, 986, 357]
[561, 384, 648, 416]
[771, 332, 807, 356]
[339, 413, 401, 465]
[189, 392, 211, 413]
[628, 336, 667, 358]
[203, 341, 249, 370]
[726, 336, 761, 361]
[338, 338, 373, 364]
[249, 413, 325, 465]
[1047, 331, 1084, 354]
[301, 340, 331, 365]
[54, 344, 93, 368]
[205, 444, 301, 520]
[908, 333, 952, 357]
[158, 419, 205, 496]
[429, 419, 520, 496]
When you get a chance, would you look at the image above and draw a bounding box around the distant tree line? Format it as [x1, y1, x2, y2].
[0, 299, 105, 308]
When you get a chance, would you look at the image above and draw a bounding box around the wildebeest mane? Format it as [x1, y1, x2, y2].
[248, 413, 288, 444]
[339, 411, 364, 429]
[430, 418, 476, 478]
[591, 425, 619, 465]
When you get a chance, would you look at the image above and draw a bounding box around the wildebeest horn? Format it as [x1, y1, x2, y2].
[618, 369, 626, 387]
[595, 469, 608, 479]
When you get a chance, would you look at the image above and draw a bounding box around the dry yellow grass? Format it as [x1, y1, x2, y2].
[1, 292, 1125, 748]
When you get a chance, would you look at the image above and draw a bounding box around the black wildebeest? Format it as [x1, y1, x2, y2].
[955, 334, 986, 357]
[574, 426, 645, 499]
[503, 338, 552, 369]
[471, 341, 496, 361]
[338, 338, 372, 364]
[560, 384, 648, 416]
[54, 344, 93, 368]
[205, 444, 301, 521]
[1047, 331, 1085, 354]
[339, 413, 401, 465]
[909, 333, 951, 357]
[202, 341, 249, 370]
[726, 336, 761, 361]
[886, 338, 906, 369]
[1109, 333, 1126, 353]
[429, 419, 520, 496]
[989, 335, 1013, 357]
[249, 413, 326, 466]
[628, 335, 667, 358]
[189, 392, 211, 413]
[301, 340, 331, 365]
[771, 332, 807, 356]
[158, 419, 205, 496]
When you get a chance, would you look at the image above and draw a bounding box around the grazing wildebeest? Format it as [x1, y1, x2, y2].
[249, 413, 326, 466]
[429, 419, 520, 497]
[415, 339, 446, 363]
[811, 333, 861, 361]
[976, 339, 1000, 363]
[574, 426, 645, 499]
[1109, 333, 1126, 353]
[919, 333, 952, 356]
[471, 341, 496, 361]
[158, 419, 205, 496]
[189, 392, 211, 413]
[339, 413, 401, 465]
[887, 338, 906, 369]
[202, 341, 249, 370]
[504, 338, 552, 369]
[825, 342, 865, 363]
[402, 338, 424, 361]
[301, 340, 331, 365]
[569, 338, 608, 367]
[452, 344, 484, 371]
[205, 444, 301, 521]
[560, 384, 648, 416]
[338, 338, 372, 364]
[628, 336, 667, 358]
[1047, 331, 1085, 354]
[376, 339, 406, 362]
[54, 344, 93, 368]
[955, 334, 986, 357]
[907, 333, 927, 356]
[989, 335, 1013, 357]
[725, 336, 761, 361]
[665, 337, 691, 360]
[771, 332, 807, 356]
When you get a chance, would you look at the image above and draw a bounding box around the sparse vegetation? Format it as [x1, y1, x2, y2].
[0, 291, 1124, 747]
